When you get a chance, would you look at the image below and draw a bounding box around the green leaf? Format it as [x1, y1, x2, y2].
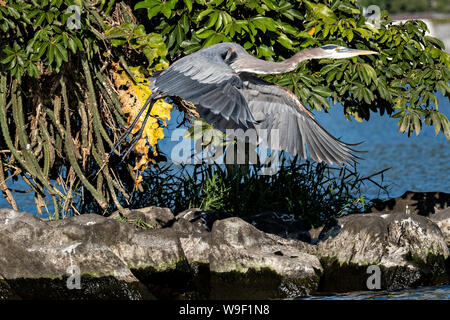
[47, 43, 55, 65]
[313, 86, 333, 97]
[357, 64, 370, 85]
[425, 36, 445, 50]
[430, 111, 441, 136]
[197, 8, 214, 22]
[252, 17, 277, 32]
[55, 43, 68, 62]
[412, 113, 421, 136]
[206, 10, 219, 28]
[174, 24, 184, 46]
[441, 115, 450, 140]
[161, 6, 172, 19]
[203, 32, 223, 47]
[277, 33, 294, 50]
[257, 44, 274, 58]
[135, 0, 160, 10]
[398, 114, 410, 133]
[304, 0, 337, 23]
[67, 38, 77, 54]
[282, 9, 304, 21]
[183, 0, 192, 12]
[148, 5, 163, 20]
[196, 29, 216, 39]
[181, 14, 190, 33]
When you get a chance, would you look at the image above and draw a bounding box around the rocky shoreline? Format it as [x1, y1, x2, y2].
[0, 191, 449, 300]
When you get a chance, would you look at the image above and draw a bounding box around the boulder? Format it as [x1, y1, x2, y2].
[430, 208, 450, 247]
[0, 209, 152, 299]
[171, 217, 210, 265]
[46, 213, 192, 299]
[109, 206, 174, 229]
[313, 218, 342, 244]
[209, 217, 321, 299]
[315, 212, 449, 292]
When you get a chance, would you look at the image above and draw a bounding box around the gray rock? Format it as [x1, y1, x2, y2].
[430, 208, 450, 247]
[209, 217, 322, 299]
[316, 212, 449, 292]
[0, 209, 152, 299]
[172, 218, 210, 265]
[57, 214, 191, 299]
[175, 208, 203, 222]
[2, 208, 321, 299]
[174, 208, 210, 233]
[109, 206, 174, 229]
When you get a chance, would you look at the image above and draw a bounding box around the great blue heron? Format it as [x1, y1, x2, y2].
[112, 42, 377, 166]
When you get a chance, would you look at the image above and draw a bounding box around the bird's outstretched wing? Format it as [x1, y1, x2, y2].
[240, 74, 360, 166]
[149, 47, 255, 130]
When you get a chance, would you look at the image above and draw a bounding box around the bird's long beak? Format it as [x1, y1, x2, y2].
[346, 48, 379, 56]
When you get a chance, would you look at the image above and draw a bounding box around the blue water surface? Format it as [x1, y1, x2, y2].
[299, 285, 450, 300]
[313, 92, 450, 199]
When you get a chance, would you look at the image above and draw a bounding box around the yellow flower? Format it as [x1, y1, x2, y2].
[307, 27, 315, 36]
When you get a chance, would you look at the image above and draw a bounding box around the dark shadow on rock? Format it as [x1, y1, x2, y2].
[242, 211, 311, 243]
[369, 191, 450, 216]
[210, 268, 288, 300]
[5, 276, 153, 300]
[446, 257, 450, 284]
[174, 208, 233, 232]
[317, 259, 374, 293]
[174, 209, 312, 243]
[315, 218, 341, 243]
[130, 261, 210, 300]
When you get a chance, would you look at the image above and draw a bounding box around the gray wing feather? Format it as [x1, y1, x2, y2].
[150, 48, 255, 130]
[240, 74, 360, 166]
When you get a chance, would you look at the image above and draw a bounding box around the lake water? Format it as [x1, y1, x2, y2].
[300, 285, 450, 300]
[313, 92, 450, 200]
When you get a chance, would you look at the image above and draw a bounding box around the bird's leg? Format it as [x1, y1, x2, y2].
[120, 100, 155, 160]
[110, 93, 156, 157]
[110, 92, 167, 160]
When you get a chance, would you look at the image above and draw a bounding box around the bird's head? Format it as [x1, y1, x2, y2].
[317, 44, 378, 59]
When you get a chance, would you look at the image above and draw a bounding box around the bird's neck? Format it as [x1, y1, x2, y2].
[281, 48, 322, 72]
[231, 48, 321, 75]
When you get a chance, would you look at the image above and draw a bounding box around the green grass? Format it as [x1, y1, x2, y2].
[113, 215, 156, 230]
[125, 155, 389, 228]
